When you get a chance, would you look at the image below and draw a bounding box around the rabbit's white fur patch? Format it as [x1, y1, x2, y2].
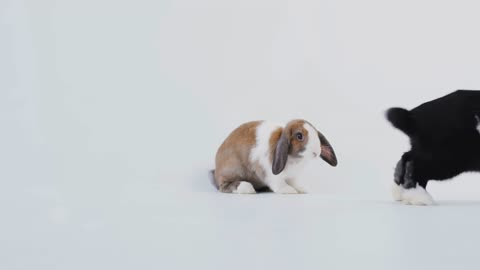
[234, 181, 256, 194]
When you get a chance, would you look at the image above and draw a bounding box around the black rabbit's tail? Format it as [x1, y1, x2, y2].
[386, 107, 415, 136]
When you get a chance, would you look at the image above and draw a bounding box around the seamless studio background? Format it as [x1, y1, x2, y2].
[3, 0, 480, 269]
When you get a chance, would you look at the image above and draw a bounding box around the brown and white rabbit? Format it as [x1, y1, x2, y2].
[211, 119, 337, 194]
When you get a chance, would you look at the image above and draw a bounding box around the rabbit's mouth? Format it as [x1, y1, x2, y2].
[292, 152, 318, 159]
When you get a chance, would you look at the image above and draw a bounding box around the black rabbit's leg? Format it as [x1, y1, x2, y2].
[400, 161, 434, 205]
[392, 158, 406, 201]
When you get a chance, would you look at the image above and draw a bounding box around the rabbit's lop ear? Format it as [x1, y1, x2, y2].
[318, 131, 337, 167]
[272, 132, 290, 175]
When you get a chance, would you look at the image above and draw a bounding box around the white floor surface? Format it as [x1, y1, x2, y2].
[4, 184, 480, 270]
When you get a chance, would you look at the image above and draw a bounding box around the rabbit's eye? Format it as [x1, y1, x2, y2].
[295, 133, 304, 141]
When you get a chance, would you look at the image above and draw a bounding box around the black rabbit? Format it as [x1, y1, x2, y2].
[387, 90, 480, 205]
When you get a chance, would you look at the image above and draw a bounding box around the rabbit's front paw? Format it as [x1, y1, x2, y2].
[273, 184, 298, 194]
[392, 183, 404, 201]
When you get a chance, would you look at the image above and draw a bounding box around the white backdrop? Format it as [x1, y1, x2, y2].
[3, 0, 480, 199]
[4, 1, 480, 269]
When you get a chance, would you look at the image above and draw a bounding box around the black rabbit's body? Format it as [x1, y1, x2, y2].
[387, 90, 480, 205]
